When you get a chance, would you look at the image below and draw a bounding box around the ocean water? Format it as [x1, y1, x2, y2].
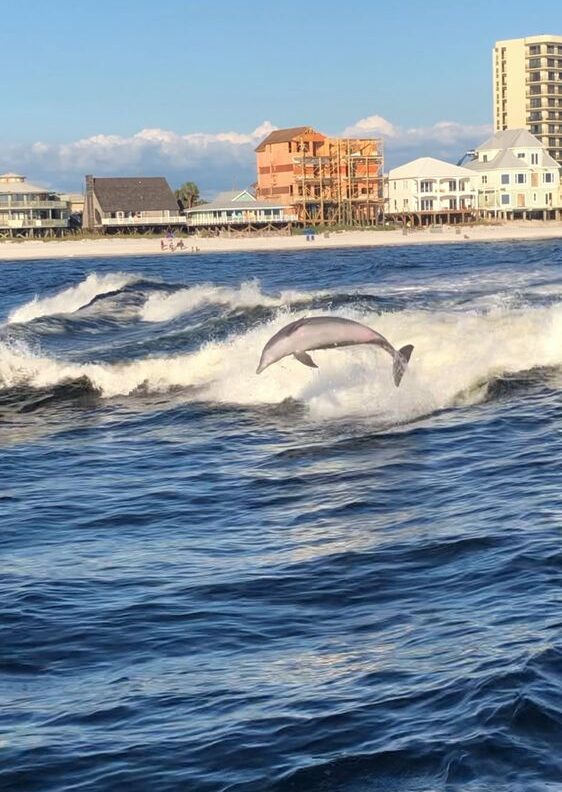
[1, 241, 561, 792]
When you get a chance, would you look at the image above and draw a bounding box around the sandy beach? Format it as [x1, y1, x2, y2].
[0, 221, 561, 262]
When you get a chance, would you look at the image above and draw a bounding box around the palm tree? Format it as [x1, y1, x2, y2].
[175, 181, 201, 210]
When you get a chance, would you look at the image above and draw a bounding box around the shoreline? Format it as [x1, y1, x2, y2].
[1, 221, 561, 262]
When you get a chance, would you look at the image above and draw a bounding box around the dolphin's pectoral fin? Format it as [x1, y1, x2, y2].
[294, 351, 318, 369]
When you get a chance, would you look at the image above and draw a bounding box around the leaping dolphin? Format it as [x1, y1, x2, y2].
[256, 316, 414, 386]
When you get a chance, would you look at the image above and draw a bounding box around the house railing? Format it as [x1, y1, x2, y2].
[100, 215, 185, 226]
[0, 219, 69, 228]
[0, 200, 69, 210]
[185, 213, 299, 227]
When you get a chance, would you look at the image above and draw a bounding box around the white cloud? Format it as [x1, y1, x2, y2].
[342, 114, 399, 138]
[343, 115, 491, 167]
[0, 116, 490, 194]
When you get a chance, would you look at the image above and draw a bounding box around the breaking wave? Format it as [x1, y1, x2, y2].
[139, 279, 314, 321]
[7, 272, 140, 324]
[2, 300, 561, 424]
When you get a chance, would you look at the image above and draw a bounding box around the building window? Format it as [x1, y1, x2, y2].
[531, 153, 539, 164]
[501, 174, 510, 184]
[515, 173, 526, 184]
[482, 154, 488, 162]
[482, 175, 488, 185]
[501, 194, 510, 205]
[420, 180, 433, 193]
[420, 199, 434, 210]
[517, 152, 526, 158]
[544, 172, 554, 183]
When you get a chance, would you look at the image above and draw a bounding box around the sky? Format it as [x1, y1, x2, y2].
[2, 0, 561, 196]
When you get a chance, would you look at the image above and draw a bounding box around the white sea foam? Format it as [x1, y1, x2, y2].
[7, 272, 139, 324]
[139, 279, 314, 322]
[2, 303, 561, 425]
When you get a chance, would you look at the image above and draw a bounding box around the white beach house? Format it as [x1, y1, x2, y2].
[0, 173, 70, 238]
[385, 158, 477, 226]
[463, 128, 561, 219]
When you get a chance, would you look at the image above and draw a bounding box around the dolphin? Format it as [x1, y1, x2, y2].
[256, 316, 414, 386]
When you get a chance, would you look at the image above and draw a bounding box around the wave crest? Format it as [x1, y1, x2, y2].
[139, 279, 312, 322]
[1, 302, 561, 424]
[7, 272, 140, 324]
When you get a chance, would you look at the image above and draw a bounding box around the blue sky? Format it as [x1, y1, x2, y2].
[2, 0, 561, 194]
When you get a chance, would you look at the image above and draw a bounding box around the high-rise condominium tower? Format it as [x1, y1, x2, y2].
[493, 35, 562, 166]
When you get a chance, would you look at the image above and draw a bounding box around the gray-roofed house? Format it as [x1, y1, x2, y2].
[463, 129, 561, 219]
[83, 175, 184, 233]
[0, 173, 70, 238]
[184, 189, 298, 232]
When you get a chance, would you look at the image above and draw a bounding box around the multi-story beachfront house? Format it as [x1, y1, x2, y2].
[463, 128, 561, 219]
[385, 157, 477, 225]
[255, 126, 384, 225]
[83, 176, 184, 233]
[493, 35, 562, 166]
[0, 173, 70, 238]
[184, 189, 298, 231]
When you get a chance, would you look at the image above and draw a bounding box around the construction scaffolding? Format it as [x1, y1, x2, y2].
[290, 135, 384, 226]
[255, 126, 385, 226]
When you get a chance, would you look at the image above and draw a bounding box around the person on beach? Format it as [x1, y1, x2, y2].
[160, 239, 166, 251]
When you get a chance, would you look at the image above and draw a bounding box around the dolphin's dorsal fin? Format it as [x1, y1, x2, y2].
[294, 351, 318, 369]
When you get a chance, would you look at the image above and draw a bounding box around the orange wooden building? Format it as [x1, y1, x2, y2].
[255, 126, 384, 225]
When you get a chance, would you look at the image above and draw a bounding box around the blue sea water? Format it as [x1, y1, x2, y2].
[1, 241, 561, 792]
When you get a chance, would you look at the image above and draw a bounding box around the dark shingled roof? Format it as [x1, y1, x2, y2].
[93, 177, 179, 213]
[255, 126, 324, 152]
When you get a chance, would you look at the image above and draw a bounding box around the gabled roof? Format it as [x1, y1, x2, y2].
[213, 190, 256, 203]
[186, 191, 291, 214]
[92, 177, 178, 213]
[476, 128, 544, 151]
[255, 126, 325, 152]
[464, 149, 525, 172]
[389, 156, 475, 179]
[464, 127, 560, 171]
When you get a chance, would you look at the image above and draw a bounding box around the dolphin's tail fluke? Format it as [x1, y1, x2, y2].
[393, 344, 414, 387]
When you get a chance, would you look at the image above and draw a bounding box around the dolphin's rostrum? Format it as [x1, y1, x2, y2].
[256, 316, 414, 386]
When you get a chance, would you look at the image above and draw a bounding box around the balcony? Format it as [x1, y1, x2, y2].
[0, 218, 69, 229]
[0, 200, 69, 210]
[101, 215, 185, 226]
[186, 213, 298, 227]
